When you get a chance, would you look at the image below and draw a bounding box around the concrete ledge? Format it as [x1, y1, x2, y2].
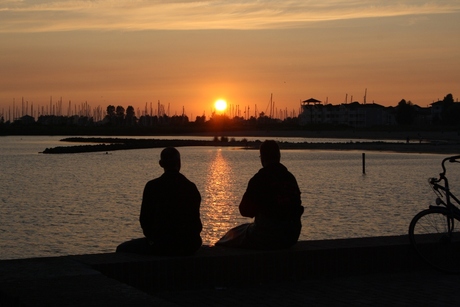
[0, 257, 165, 306]
[74, 235, 422, 294]
[0, 235, 424, 305]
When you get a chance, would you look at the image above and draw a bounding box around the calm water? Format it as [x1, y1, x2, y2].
[1, 135, 459, 260]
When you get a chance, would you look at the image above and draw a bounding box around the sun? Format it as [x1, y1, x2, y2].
[214, 99, 227, 112]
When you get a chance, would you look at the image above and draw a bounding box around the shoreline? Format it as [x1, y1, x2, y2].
[41, 135, 460, 155]
[183, 129, 460, 142]
[4, 128, 460, 142]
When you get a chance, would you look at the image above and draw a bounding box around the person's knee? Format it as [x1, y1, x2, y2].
[116, 238, 149, 254]
[116, 241, 129, 253]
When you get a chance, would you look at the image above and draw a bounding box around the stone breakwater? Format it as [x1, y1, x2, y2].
[41, 137, 254, 154]
[40, 137, 460, 155]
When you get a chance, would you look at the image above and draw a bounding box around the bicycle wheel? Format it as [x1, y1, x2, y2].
[409, 207, 460, 273]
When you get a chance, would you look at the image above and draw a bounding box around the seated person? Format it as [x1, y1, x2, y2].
[116, 147, 202, 256]
[216, 140, 304, 250]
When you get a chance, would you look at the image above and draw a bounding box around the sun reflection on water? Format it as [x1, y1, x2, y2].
[200, 149, 241, 245]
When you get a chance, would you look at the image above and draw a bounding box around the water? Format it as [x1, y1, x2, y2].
[1, 135, 459, 260]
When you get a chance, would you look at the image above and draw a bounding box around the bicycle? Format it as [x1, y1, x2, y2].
[409, 155, 460, 273]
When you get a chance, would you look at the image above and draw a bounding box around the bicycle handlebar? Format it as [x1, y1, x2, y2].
[441, 155, 460, 174]
[429, 156, 460, 184]
[431, 155, 460, 184]
[448, 155, 460, 163]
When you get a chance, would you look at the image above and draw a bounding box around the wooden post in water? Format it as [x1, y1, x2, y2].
[362, 153, 366, 174]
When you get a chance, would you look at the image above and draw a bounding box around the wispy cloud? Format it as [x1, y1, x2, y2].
[1, 0, 459, 32]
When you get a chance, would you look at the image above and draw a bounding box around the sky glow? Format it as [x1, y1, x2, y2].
[1, 1, 459, 120]
[2, 1, 459, 32]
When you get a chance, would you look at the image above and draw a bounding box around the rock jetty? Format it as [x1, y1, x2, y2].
[40, 137, 460, 155]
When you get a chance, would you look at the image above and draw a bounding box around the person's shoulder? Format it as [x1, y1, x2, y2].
[249, 167, 267, 183]
[145, 176, 161, 186]
[177, 172, 198, 185]
[260, 163, 286, 174]
[265, 163, 298, 179]
[142, 178, 160, 194]
[277, 162, 289, 171]
[252, 167, 266, 176]
[279, 163, 297, 176]
[178, 174, 200, 195]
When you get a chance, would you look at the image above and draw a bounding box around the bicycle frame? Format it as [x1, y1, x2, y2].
[409, 155, 460, 273]
[428, 155, 460, 211]
[428, 155, 460, 234]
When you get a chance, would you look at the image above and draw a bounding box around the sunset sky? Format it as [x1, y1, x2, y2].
[1, 1, 459, 120]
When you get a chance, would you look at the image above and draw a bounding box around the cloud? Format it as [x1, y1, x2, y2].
[1, 0, 459, 32]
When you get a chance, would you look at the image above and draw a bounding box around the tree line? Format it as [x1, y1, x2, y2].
[1, 93, 459, 135]
[395, 93, 459, 126]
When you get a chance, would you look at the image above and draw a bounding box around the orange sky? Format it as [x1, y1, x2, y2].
[1, 1, 459, 120]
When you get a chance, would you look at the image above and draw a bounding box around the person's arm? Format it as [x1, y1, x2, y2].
[190, 183, 203, 232]
[239, 177, 258, 218]
[285, 173, 303, 217]
[139, 181, 154, 238]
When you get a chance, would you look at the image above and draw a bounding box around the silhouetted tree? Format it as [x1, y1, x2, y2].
[115, 106, 125, 125]
[125, 106, 136, 125]
[116, 106, 125, 118]
[395, 99, 415, 125]
[126, 106, 135, 117]
[106, 105, 115, 116]
[195, 115, 206, 124]
[103, 105, 117, 125]
[441, 93, 460, 126]
[170, 114, 189, 124]
[444, 93, 454, 104]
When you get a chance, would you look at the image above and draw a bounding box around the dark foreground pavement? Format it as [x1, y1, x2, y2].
[153, 268, 460, 306]
[2, 236, 460, 306]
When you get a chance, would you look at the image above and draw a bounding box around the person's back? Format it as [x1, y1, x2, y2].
[117, 147, 202, 256]
[240, 162, 302, 220]
[217, 140, 303, 250]
[140, 168, 202, 255]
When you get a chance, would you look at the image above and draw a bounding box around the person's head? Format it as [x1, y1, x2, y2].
[159, 147, 181, 171]
[259, 140, 280, 167]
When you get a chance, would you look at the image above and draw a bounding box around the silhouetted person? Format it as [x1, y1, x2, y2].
[116, 147, 202, 256]
[216, 140, 304, 250]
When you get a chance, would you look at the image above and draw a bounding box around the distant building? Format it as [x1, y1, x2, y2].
[15, 115, 35, 125]
[430, 100, 444, 124]
[412, 105, 432, 126]
[299, 101, 395, 127]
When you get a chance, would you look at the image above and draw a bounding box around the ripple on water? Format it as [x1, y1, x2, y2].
[1, 136, 457, 259]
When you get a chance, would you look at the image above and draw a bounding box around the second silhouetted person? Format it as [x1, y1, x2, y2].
[216, 140, 304, 249]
